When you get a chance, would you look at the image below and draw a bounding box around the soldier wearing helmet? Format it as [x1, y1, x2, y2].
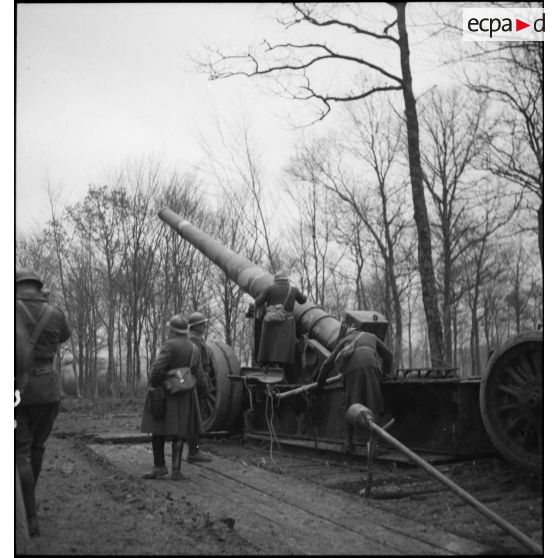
[254, 271, 307, 373]
[15, 268, 71, 537]
[140, 314, 209, 480]
[186, 311, 212, 463]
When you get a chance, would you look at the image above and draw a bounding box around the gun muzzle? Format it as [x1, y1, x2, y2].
[346, 403, 377, 431]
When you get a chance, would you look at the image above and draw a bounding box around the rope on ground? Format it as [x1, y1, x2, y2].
[242, 377, 254, 411]
[265, 386, 283, 473]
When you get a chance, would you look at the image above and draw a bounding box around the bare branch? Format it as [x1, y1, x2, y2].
[290, 2, 400, 44]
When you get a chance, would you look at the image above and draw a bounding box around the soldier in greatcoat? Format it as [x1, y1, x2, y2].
[254, 271, 307, 369]
[15, 268, 71, 537]
[316, 325, 393, 453]
[140, 315, 209, 480]
[186, 311, 212, 463]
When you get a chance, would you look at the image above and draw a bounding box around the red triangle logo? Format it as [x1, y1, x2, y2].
[516, 18, 530, 31]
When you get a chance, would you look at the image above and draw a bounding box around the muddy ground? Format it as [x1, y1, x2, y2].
[19, 397, 258, 556]
[17, 397, 545, 555]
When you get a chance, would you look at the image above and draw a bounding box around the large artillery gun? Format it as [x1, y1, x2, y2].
[159, 208, 543, 472]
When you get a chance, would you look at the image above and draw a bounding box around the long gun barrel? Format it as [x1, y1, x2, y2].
[158, 208, 341, 350]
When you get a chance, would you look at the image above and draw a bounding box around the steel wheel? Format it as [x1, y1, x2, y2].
[480, 331, 543, 472]
[201, 339, 242, 432]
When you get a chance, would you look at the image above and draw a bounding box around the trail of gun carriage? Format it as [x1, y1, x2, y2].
[18, 207, 542, 556]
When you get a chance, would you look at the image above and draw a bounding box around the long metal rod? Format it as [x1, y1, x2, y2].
[275, 374, 343, 400]
[355, 408, 542, 555]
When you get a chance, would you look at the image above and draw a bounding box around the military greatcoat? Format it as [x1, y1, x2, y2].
[255, 279, 307, 365]
[16, 292, 71, 405]
[317, 330, 393, 417]
[141, 335, 208, 439]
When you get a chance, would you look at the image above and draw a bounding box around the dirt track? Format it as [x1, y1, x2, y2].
[19, 398, 543, 555]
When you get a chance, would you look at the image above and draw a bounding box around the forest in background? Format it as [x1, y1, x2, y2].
[15, 4, 542, 398]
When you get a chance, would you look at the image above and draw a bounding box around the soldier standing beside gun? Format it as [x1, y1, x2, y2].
[186, 312, 212, 463]
[15, 268, 71, 537]
[141, 315, 210, 480]
[316, 320, 393, 453]
[254, 271, 307, 373]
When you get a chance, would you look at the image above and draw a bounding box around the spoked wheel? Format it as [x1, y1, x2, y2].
[200, 339, 243, 432]
[480, 331, 543, 472]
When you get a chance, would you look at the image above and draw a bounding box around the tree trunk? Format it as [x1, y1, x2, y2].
[537, 200, 543, 270]
[386, 261, 402, 369]
[396, 4, 444, 368]
[470, 286, 481, 377]
[442, 234, 452, 365]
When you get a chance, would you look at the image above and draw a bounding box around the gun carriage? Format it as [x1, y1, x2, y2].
[159, 208, 543, 473]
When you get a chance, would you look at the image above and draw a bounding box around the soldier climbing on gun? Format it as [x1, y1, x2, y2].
[254, 271, 307, 377]
[315, 315, 393, 453]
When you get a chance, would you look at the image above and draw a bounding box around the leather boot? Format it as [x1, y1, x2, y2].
[142, 435, 168, 479]
[15, 469, 30, 552]
[171, 439, 186, 480]
[18, 463, 40, 537]
[187, 437, 211, 463]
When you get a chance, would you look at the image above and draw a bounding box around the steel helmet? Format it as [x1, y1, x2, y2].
[188, 312, 208, 328]
[16, 268, 43, 288]
[167, 314, 189, 335]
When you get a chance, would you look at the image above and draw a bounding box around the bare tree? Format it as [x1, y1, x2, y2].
[198, 2, 445, 366]
[343, 97, 411, 366]
[149, 174, 210, 365]
[503, 242, 539, 335]
[207, 193, 263, 348]
[114, 161, 164, 392]
[67, 185, 129, 395]
[474, 43, 543, 269]
[461, 199, 512, 377]
[197, 112, 278, 271]
[420, 86, 487, 365]
[432, 3, 543, 268]
[46, 186, 81, 397]
[286, 105, 411, 366]
[286, 139, 342, 308]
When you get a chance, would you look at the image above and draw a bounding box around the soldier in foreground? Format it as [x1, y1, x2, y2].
[186, 312, 213, 463]
[15, 268, 71, 537]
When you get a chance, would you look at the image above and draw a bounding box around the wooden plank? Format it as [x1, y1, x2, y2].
[93, 432, 151, 444]
[93, 430, 235, 445]
[89, 444, 393, 555]
[202, 453, 492, 556]
[89, 443, 492, 555]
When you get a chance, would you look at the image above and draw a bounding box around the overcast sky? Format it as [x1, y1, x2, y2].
[16, 3, 284, 230]
[14, 2, 468, 234]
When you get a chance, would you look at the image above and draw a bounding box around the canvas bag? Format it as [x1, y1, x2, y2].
[163, 349, 197, 394]
[147, 387, 166, 417]
[264, 286, 292, 324]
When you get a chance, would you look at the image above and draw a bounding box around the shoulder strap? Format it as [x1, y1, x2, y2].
[31, 306, 53, 345]
[283, 285, 292, 306]
[190, 345, 197, 368]
[17, 300, 37, 326]
[18, 301, 54, 345]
